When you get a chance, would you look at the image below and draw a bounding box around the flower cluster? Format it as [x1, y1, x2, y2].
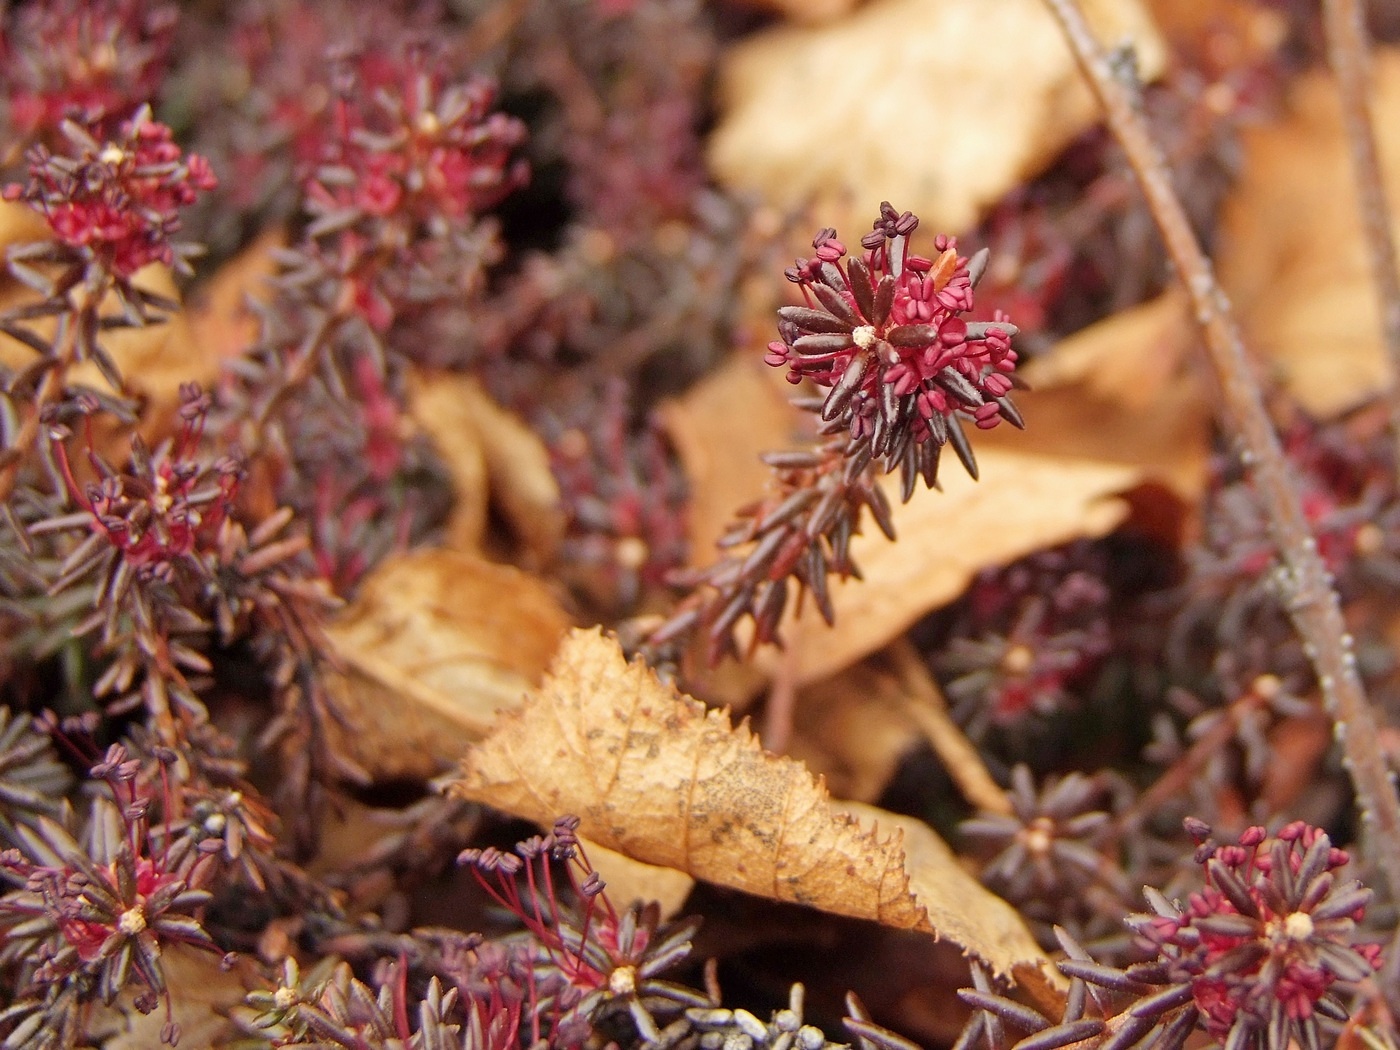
[292, 45, 526, 335]
[458, 816, 707, 1046]
[51, 386, 240, 575]
[935, 541, 1113, 734]
[961, 765, 1129, 943]
[547, 381, 689, 614]
[637, 206, 1021, 667]
[1128, 819, 1381, 1045]
[5, 106, 216, 279]
[953, 820, 1382, 1050]
[0, 0, 177, 141]
[33, 384, 338, 743]
[308, 58, 527, 228]
[765, 202, 1020, 457]
[0, 745, 220, 1046]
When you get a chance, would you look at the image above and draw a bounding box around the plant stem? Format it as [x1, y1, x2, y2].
[1322, 0, 1400, 466]
[1040, 0, 1400, 898]
[0, 309, 81, 503]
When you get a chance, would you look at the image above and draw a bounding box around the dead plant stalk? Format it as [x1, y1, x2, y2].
[1040, 0, 1400, 897]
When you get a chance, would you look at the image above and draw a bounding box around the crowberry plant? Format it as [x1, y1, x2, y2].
[641, 204, 1022, 665]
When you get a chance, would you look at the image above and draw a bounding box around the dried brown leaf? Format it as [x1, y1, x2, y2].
[450, 628, 1052, 982]
[708, 0, 1165, 235]
[408, 371, 564, 564]
[406, 370, 491, 552]
[324, 548, 573, 781]
[1218, 48, 1400, 417]
[978, 290, 1210, 507]
[786, 659, 924, 803]
[99, 946, 248, 1049]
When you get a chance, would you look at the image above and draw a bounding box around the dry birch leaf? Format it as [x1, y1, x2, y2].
[708, 0, 1165, 236]
[978, 290, 1209, 507]
[1218, 48, 1400, 417]
[743, 449, 1135, 690]
[324, 548, 572, 781]
[450, 628, 1052, 982]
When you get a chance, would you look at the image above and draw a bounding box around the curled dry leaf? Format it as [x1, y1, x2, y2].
[1218, 48, 1400, 417]
[707, 0, 1165, 236]
[787, 642, 1010, 815]
[658, 355, 800, 559]
[450, 628, 1052, 983]
[324, 548, 572, 781]
[785, 657, 925, 804]
[408, 370, 564, 564]
[406, 369, 491, 552]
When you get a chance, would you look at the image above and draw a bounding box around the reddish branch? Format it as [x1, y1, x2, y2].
[1040, 0, 1400, 898]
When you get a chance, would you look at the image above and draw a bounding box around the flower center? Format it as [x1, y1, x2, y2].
[118, 905, 147, 936]
[1002, 644, 1035, 677]
[852, 325, 877, 349]
[1020, 817, 1055, 858]
[1283, 911, 1315, 941]
[609, 964, 637, 996]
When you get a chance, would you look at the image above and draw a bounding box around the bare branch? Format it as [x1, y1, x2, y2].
[1040, 0, 1400, 899]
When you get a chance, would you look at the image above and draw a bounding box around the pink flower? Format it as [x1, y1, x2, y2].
[766, 203, 1021, 462]
[1130, 821, 1382, 1044]
[7, 107, 217, 278]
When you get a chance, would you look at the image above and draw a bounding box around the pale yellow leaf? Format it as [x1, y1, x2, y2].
[979, 290, 1210, 509]
[324, 548, 573, 781]
[450, 628, 1052, 982]
[746, 449, 1134, 689]
[1219, 48, 1400, 417]
[708, 0, 1165, 236]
